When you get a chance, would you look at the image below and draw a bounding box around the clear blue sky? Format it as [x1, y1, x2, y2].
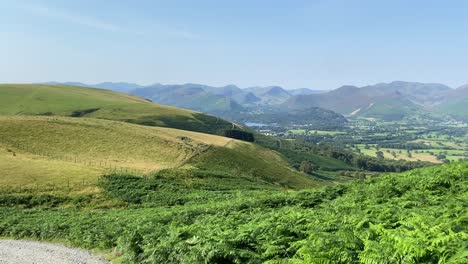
[1, 0, 467, 89]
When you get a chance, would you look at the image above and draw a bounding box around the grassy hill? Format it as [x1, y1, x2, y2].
[0, 116, 318, 191]
[1, 157, 465, 263]
[0, 84, 236, 135]
[131, 84, 245, 114]
[357, 97, 424, 120]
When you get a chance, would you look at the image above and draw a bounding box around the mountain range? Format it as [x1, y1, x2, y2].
[284, 81, 468, 120]
[43, 81, 468, 122]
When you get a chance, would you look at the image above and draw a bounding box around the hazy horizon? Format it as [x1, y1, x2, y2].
[16, 79, 464, 91]
[1, 0, 468, 89]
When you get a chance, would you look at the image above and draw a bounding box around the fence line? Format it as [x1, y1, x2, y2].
[1, 138, 147, 177]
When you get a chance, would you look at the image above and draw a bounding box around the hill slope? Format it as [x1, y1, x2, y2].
[1, 158, 465, 263]
[284, 81, 455, 120]
[0, 116, 317, 190]
[436, 84, 468, 119]
[0, 84, 237, 135]
[131, 84, 245, 114]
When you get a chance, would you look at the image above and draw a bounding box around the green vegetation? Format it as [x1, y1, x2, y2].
[0, 84, 236, 135]
[437, 96, 468, 119]
[274, 118, 467, 166]
[1, 83, 466, 263]
[288, 129, 345, 135]
[358, 98, 423, 121]
[1, 161, 466, 263]
[0, 115, 319, 192]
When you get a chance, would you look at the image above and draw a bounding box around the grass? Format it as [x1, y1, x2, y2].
[0, 115, 319, 193]
[356, 145, 467, 163]
[0, 146, 101, 192]
[0, 116, 231, 172]
[0, 84, 235, 135]
[191, 141, 320, 189]
[0, 161, 466, 263]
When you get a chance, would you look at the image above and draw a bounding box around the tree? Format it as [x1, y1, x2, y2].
[376, 151, 384, 159]
[224, 130, 255, 142]
[299, 161, 315, 174]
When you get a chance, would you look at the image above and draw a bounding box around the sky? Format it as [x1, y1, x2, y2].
[1, 0, 467, 90]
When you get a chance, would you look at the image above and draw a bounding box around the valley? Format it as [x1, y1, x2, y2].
[0, 83, 466, 263]
[2, 1, 468, 262]
[252, 117, 467, 164]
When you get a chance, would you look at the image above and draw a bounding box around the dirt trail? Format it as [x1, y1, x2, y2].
[0, 240, 109, 264]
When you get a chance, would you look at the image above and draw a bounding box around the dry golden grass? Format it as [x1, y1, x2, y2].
[0, 145, 102, 191]
[0, 116, 232, 174]
[0, 115, 316, 191]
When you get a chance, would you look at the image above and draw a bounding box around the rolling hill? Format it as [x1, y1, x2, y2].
[0, 115, 319, 191]
[44, 82, 144, 93]
[0, 84, 330, 191]
[131, 84, 245, 114]
[0, 84, 237, 135]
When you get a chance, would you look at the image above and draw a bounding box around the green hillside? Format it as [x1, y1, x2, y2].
[0, 116, 317, 191]
[131, 85, 245, 114]
[437, 98, 468, 118]
[359, 98, 423, 120]
[0, 84, 236, 135]
[1, 158, 465, 263]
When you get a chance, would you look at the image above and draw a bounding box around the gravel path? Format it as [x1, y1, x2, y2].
[0, 240, 109, 264]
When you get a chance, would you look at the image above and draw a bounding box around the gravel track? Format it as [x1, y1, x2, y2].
[0, 240, 109, 264]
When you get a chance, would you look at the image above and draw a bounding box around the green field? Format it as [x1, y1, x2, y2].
[0, 84, 237, 135]
[288, 129, 345, 135]
[355, 144, 463, 163]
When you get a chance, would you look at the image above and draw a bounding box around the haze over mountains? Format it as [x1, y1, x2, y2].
[284, 81, 468, 120]
[44, 81, 468, 122]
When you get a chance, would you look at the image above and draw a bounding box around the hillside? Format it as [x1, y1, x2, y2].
[232, 107, 348, 129]
[131, 84, 245, 114]
[44, 82, 144, 93]
[1, 157, 465, 263]
[436, 84, 468, 119]
[129, 83, 294, 111]
[0, 116, 317, 190]
[128, 83, 348, 127]
[289, 88, 326, 95]
[284, 81, 461, 120]
[0, 84, 237, 135]
[244, 86, 292, 105]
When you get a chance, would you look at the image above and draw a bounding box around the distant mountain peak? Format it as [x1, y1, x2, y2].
[457, 84, 468, 90]
[243, 92, 261, 103]
[264, 86, 289, 96]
